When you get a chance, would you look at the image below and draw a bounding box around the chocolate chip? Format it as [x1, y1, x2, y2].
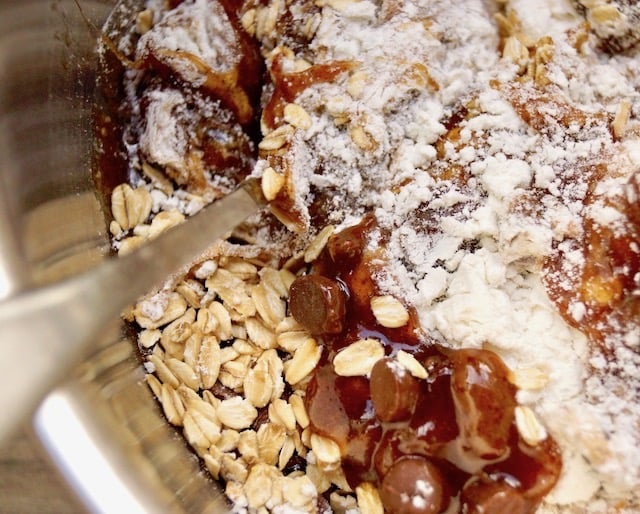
[289, 275, 347, 335]
[305, 366, 351, 446]
[450, 348, 516, 460]
[370, 358, 420, 422]
[380, 456, 446, 514]
[461, 479, 529, 514]
[326, 214, 375, 263]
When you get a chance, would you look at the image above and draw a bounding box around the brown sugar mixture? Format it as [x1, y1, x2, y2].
[96, 0, 640, 512]
[291, 217, 561, 513]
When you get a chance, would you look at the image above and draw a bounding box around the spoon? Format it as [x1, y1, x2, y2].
[0, 178, 266, 442]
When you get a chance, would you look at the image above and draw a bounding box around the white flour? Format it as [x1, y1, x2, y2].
[120, 0, 640, 511]
[248, 0, 640, 510]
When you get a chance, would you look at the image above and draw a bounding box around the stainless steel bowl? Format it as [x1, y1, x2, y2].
[0, 1, 227, 511]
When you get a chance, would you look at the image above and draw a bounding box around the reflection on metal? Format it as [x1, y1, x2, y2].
[0, 0, 231, 511]
[35, 331, 228, 514]
[0, 183, 260, 442]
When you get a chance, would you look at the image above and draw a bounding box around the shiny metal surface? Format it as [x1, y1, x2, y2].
[0, 182, 262, 442]
[0, 0, 232, 512]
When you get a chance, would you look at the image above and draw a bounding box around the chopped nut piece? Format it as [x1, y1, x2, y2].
[370, 295, 410, 328]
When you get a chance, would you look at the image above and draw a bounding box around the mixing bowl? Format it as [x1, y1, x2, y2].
[0, 1, 227, 511]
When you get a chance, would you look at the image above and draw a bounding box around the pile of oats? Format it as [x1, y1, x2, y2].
[112, 195, 379, 512]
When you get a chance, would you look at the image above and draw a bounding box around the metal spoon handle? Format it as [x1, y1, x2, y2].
[0, 180, 264, 442]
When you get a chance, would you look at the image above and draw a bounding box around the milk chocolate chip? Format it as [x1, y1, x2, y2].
[380, 456, 446, 514]
[450, 348, 516, 460]
[370, 357, 420, 422]
[289, 275, 347, 335]
[461, 479, 529, 514]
